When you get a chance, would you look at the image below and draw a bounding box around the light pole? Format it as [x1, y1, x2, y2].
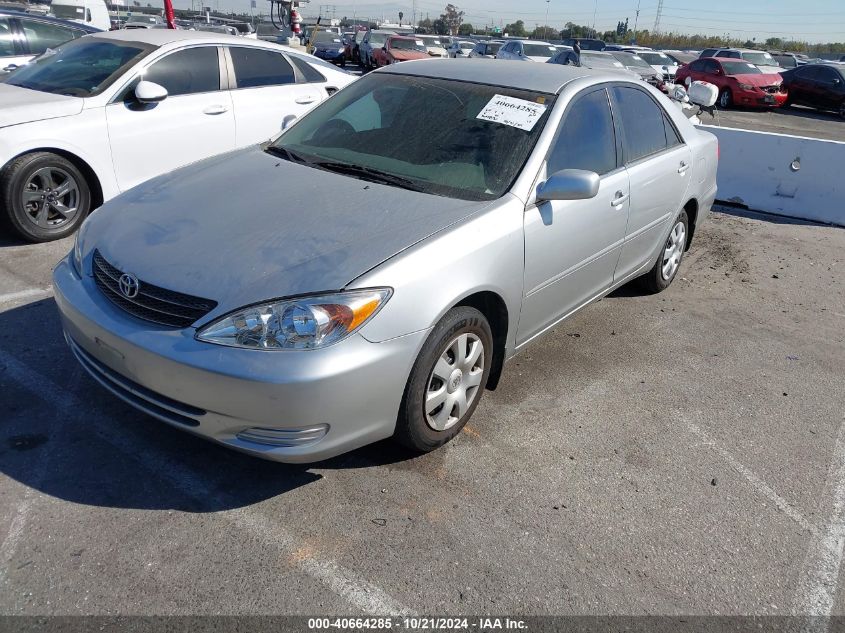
[543, 0, 549, 38]
[632, 0, 641, 44]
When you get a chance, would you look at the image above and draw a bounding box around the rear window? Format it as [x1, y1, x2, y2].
[523, 43, 556, 57]
[230, 46, 295, 88]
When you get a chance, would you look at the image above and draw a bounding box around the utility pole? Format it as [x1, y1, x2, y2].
[632, 0, 641, 44]
[591, 0, 597, 36]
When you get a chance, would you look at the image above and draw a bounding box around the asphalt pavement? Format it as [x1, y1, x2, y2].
[0, 208, 843, 617]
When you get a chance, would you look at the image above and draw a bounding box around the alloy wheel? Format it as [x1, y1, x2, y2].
[21, 166, 80, 230]
[661, 221, 686, 281]
[425, 332, 485, 431]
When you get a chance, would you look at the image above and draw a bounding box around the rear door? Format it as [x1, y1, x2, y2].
[611, 85, 692, 282]
[813, 66, 843, 109]
[106, 45, 236, 192]
[225, 46, 323, 146]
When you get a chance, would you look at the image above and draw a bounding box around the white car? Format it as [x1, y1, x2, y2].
[0, 29, 354, 242]
[495, 39, 557, 62]
[446, 40, 475, 58]
[417, 35, 448, 57]
[634, 50, 680, 79]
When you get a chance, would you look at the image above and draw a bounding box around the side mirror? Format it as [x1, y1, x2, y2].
[134, 80, 168, 104]
[382, 46, 387, 52]
[281, 114, 297, 130]
[536, 169, 600, 202]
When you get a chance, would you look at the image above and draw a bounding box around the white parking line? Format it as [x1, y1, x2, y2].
[0, 288, 52, 305]
[0, 494, 34, 584]
[794, 419, 845, 619]
[0, 347, 414, 616]
[684, 419, 817, 535]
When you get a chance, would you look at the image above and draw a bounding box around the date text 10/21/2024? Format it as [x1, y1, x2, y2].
[307, 617, 528, 630]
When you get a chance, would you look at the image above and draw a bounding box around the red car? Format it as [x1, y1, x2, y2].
[676, 56, 787, 109]
[371, 36, 429, 67]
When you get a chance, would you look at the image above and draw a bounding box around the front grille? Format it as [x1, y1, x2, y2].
[67, 334, 204, 427]
[93, 250, 217, 328]
[762, 84, 783, 94]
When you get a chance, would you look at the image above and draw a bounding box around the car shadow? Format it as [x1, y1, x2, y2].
[713, 203, 843, 228]
[0, 298, 419, 514]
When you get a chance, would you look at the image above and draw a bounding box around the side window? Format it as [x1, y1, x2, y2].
[547, 88, 617, 176]
[0, 18, 14, 56]
[726, 51, 741, 59]
[816, 67, 838, 84]
[798, 66, 819, 80]
[612, 86, 670, 163]
[229, 47, 295, 88]
[688, 60, 703, 72]
[143, 47, 220, 96]
[19, 19, 78, 55]
[703, 59, 719, 74]
[287, 54, 326, 83]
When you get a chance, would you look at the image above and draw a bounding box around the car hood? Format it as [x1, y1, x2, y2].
[426, 46, 448, 56]
[730, 72, 783, 85]
[84, 147, 492, 314]
[0, 84, 84, 128]
[391, 49, 429, 61]
[526, 56, 552, 63]
[754, 64, 783, 75]
[315, 42, 344, 50]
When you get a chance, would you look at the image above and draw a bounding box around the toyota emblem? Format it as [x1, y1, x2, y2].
[118, 273, 140, 299]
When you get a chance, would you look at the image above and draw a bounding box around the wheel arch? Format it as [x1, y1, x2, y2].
[454, 290, 509, 390]
[683, 197, 699, 251]
[2, 148, 104, 210]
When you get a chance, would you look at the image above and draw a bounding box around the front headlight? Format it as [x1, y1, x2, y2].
[195, 288, 392, 350]
[739, 83, 755, 90]
[72, 232, 83, 276]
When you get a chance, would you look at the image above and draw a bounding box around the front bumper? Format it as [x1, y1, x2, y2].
[314, 49, 345, 61]
[736, 90, 788, 107]
[53, 256, 427, 463]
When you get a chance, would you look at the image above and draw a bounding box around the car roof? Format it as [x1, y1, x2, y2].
[0, 8, 102, 31]
[378, 58, 607, 94]
[87, 28, 251, 46]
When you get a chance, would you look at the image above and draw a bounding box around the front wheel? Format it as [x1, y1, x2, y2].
[394, 307, 492, 453]
[719, 88, 732, 109]
[1, 152, 91, 243]
[639, 210, 688, 294]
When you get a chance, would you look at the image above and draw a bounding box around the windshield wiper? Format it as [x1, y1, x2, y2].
[264, 145, 311, 164]
[311, 160, 426, 192]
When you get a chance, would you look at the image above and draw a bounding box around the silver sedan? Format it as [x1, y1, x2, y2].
[53, 60, 718, 463]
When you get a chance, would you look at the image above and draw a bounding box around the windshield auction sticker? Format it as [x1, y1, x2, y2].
[476, 94, 547, 131]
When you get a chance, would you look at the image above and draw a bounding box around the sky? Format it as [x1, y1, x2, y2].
[170, 0, 845, 43]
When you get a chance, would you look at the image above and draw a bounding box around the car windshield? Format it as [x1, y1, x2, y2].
[459, 42, 474, 49]
[523, 43, 555, 57]
[773, 55, 797, 68]
[391, 38, 425, 51]
[368, 33, 389, 45]
[50, 4, 84, 19]
[127, 15, 157, 23]
[638, 52, 674, 65]
[581, 53, 623, 69]
[270, 74, 555, 202]
[420, 36, 442, 45]
[617, 53, 652, 69]
[486, 43, 501, 54]
[721, 60, 763, 75]
[4, 37, 154, 97]
[742, 51, 775, 66]
[315, 31, 342, 43]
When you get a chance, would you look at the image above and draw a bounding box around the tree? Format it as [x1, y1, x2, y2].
[765, 37, 783, 49]
[503, 20, 526, 37]
[439, 4, 464, 36]
[432, 18, 448, 35]
[531, 25, 555, 40]
[417, 17, 433, 33]
[458, 23, 473, 35]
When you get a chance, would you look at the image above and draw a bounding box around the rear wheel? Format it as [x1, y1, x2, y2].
[1, 152, 91, 243]
[719, 88, 733, 109]
[639, 210, 688, 294]
[839, 101, 845, 120]
[394, 307, 492, 453]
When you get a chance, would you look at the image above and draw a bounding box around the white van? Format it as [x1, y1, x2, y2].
[50, 0, 110, 32]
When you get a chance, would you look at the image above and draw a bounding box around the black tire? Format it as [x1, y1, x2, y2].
[718, 88, 732, 109]
[339, 57, 346, 68]
[839, 100, 845, 120]
[639, 210, 689, 294]
[394, 306, 493, 453]
[1, 152, 91, 243]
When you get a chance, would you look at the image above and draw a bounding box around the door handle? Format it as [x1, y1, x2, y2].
[611, 191, 629, 207]
[295, 95, 317, 105]
[2, 64, 18, 72]
[678, 161, 690, 174]
[203, 105, 229, 115]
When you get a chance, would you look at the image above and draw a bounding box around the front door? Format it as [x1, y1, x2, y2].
[519, 87, 629, 347]
[106, 46, 235, 192]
